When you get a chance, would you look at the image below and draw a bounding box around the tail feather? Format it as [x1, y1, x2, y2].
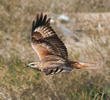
[70, 61, 96, 69]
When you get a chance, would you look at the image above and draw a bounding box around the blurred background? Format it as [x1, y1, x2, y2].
[0, 0, 110, 100]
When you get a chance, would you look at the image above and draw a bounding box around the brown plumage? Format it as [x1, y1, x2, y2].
[28, 13, 88, 75]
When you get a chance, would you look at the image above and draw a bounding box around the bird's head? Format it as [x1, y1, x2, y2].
[27, 62, 40, 70]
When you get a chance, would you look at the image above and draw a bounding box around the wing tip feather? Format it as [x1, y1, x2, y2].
[31, 13, 51, 34]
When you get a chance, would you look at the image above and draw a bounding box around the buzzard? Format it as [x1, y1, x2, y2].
[27, 13, 89, 75]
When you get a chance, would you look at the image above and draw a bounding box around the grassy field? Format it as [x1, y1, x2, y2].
[0, 0, 110, 100]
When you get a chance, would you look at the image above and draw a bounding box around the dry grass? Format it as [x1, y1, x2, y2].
[0, 0, 110, 100]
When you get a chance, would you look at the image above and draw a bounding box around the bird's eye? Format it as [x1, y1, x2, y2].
[31, 64, 34, 66]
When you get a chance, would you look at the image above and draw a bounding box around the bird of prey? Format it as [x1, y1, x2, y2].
[27, 13, 89, 75]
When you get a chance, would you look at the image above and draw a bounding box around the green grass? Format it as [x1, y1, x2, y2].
[0, 54, 110, 99]
[68, 86, 109, 100]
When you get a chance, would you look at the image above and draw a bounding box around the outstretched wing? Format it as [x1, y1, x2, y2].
[31, 13, 68, 60]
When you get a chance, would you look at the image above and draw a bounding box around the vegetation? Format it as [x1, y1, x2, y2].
[0, 0, 110, 100]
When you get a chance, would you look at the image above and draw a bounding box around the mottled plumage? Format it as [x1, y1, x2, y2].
[28, 13, 89, 75]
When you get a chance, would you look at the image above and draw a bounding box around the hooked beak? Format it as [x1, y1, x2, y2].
[26, 64, 30, 67]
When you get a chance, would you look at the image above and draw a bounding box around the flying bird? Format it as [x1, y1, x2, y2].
[27, 13, 89, 75]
